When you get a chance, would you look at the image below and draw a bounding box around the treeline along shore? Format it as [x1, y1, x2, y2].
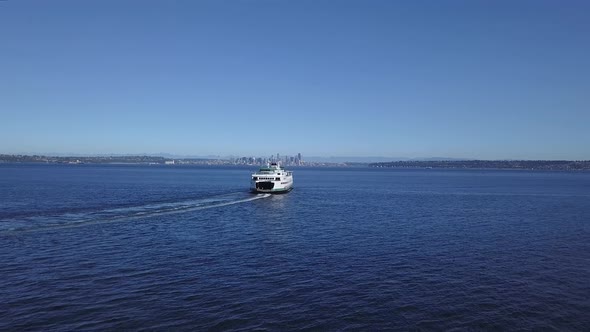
[369, 160, 590, 171]
[0, 154, 221, 165]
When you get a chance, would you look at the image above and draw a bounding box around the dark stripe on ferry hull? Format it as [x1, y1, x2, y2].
[251, 187, 293, 194]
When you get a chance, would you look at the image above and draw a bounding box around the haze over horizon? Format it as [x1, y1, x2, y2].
[1, 1, 589, 160]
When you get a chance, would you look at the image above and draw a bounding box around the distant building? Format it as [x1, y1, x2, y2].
[164, 160, 175, 165]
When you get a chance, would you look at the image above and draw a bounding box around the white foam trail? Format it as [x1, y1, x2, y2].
[0, 193, 272, 233]
[141, 193, 271, 218]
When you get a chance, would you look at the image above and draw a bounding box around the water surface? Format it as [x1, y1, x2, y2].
[1, 164, 589, 330]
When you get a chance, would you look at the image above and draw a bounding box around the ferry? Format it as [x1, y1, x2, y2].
[251, 162, 293, 193]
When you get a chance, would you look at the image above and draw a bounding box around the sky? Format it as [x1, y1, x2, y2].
[1, 0, 589, 160]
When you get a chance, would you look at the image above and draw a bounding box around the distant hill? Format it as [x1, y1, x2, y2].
[304, 156, 407, 163]
[369, 160, 590, 171]
[303, 156, 471, 163]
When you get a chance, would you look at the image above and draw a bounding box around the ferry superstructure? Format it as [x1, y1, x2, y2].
[251, 162, 293, 193]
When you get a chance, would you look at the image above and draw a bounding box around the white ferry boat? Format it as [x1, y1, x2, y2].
[251, 162, 293, 193]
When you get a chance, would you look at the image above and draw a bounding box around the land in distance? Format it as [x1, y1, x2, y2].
[1, 154, 589, 170]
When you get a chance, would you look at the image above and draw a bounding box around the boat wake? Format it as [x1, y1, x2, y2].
[0, 192, 271, 233]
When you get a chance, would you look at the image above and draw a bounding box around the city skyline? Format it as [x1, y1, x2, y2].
[1, 1, 589, 160]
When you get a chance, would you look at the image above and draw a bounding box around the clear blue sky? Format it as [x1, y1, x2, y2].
[1, 0, 589, 159]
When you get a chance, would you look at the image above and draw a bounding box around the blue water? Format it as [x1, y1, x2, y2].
[1, 164, 589, 330]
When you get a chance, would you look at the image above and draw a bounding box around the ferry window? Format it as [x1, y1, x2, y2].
[275, 177, 280, 180]
[253, 177, 257, 180]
